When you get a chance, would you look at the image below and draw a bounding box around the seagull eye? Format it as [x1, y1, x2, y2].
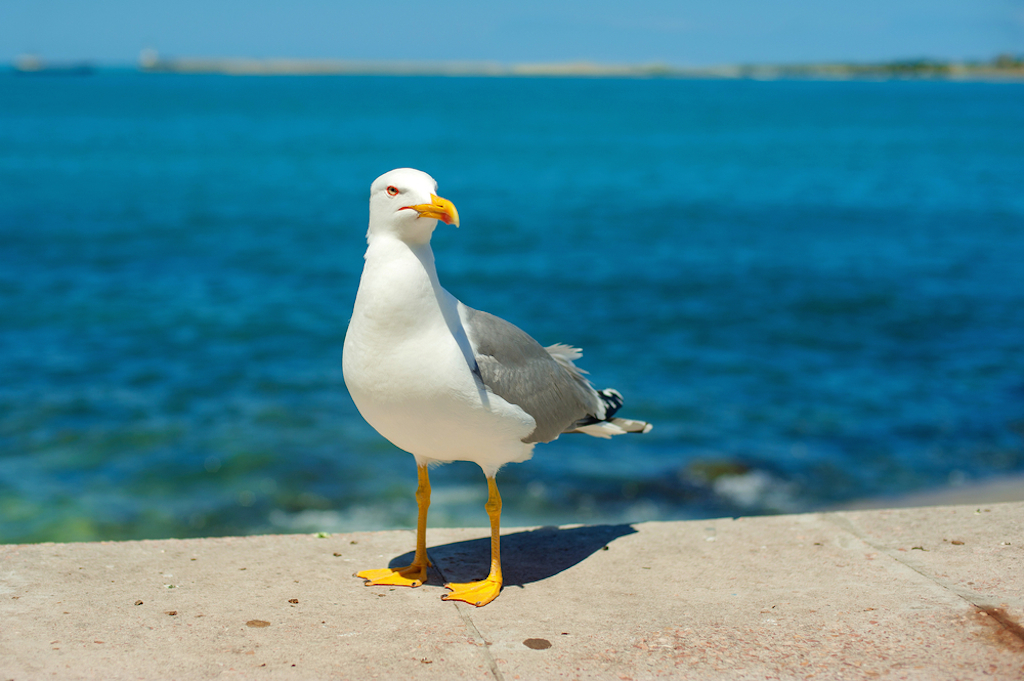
[386, 185, 399, 197]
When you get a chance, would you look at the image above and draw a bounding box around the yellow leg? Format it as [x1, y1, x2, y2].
[443, 476, 503, 607]
[356, 464, 432, 588]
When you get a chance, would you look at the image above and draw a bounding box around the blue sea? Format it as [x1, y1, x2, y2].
[1, 72, 1022, 544]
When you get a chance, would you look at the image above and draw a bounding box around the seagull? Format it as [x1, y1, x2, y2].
[343, 168, 651, 607]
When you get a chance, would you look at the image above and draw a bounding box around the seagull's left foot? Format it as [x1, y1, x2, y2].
[356, 562, 429, 588]
[442, 577, 502, 607]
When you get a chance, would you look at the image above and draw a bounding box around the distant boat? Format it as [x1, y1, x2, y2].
[13, 54, 95, 76]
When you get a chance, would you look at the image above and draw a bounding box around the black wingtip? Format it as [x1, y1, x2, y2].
[571, 388, 625, 430]
[597, 389, 624, 420]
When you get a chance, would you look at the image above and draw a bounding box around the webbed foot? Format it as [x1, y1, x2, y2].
[442, 576, 502, 607]
[356, 562, 430, 588]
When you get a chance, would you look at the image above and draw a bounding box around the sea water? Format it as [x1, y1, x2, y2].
[1, 72, 1022, 542]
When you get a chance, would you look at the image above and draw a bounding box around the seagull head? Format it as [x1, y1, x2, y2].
[367, 168, 460, 244]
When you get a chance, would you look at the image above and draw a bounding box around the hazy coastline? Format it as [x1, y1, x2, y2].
[10, 51, 1024, 81]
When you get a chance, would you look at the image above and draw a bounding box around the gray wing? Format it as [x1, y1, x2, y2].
[459, 305, 603, 443]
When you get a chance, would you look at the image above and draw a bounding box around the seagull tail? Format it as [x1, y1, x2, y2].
[565, 388, 653, 439]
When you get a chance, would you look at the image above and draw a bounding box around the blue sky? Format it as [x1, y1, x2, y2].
[3, 0, 1022, 66]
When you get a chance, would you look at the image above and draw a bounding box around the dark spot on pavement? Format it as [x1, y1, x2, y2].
[975, 607, 1024, 651]
[524, 638, 552, 650]
[246, 619, 271, 628]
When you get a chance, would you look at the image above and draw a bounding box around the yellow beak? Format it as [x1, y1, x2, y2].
[407, 194, 460, 227]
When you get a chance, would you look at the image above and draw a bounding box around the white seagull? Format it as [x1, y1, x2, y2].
[343, 168, 651, 606]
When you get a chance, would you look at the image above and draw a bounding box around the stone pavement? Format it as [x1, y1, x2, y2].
[2, 502, 1022, 680]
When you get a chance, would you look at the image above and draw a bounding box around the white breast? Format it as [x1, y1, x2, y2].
[343, 236, 537, 474]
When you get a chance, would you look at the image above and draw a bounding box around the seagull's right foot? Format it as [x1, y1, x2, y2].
[355, 563, 429, 588]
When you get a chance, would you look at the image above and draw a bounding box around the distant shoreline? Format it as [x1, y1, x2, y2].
[10, 53, 1024, 81]
[832, 473, 1024, 511]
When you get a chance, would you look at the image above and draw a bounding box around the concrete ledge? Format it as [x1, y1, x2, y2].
[2, 503, 1022, 680]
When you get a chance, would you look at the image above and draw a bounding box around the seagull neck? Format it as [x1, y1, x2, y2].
[364, 235, 440, 284]
[355, 235, 456, 340]
[407, 241, 437, 275]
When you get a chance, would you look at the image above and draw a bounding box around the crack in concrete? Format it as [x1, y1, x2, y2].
[429, 549, 506, 681]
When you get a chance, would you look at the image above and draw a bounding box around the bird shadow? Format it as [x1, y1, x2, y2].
[386, 524, 637, 588]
